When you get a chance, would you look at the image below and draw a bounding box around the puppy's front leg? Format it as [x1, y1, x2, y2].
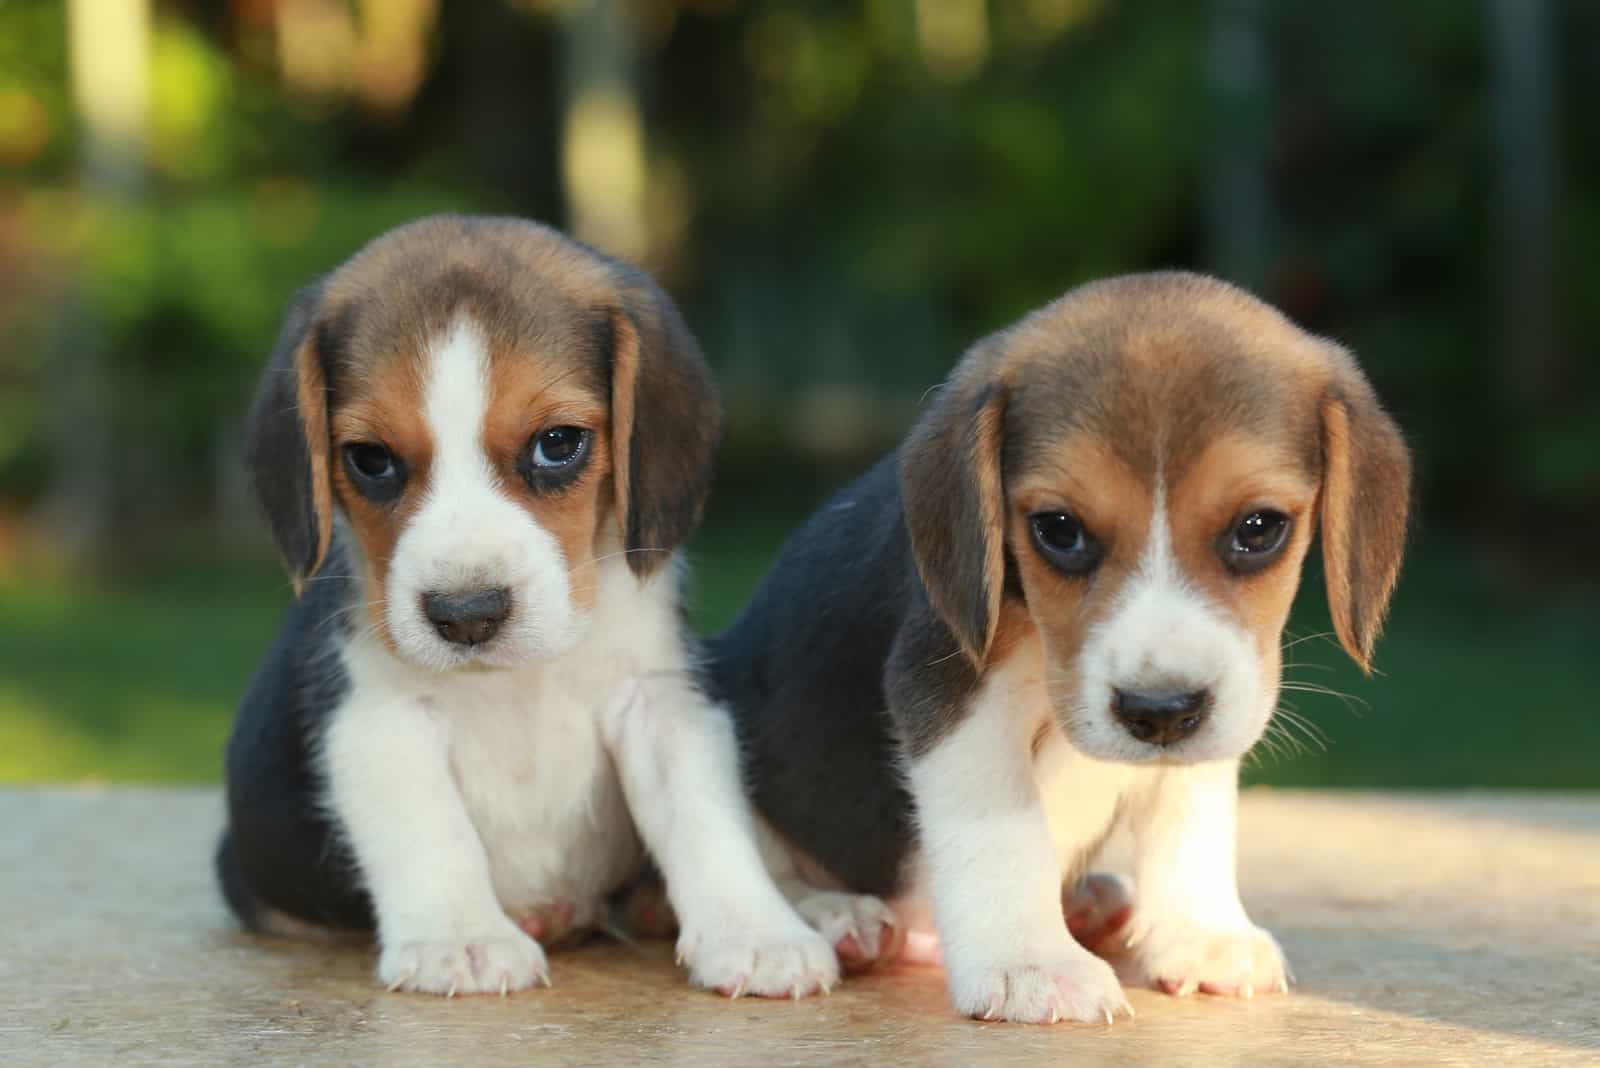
[908, 693, 1131, 1024]
[322, 696, 547, 996]
[602, 677, 838, 998]
[1124, 760, 1289, 998]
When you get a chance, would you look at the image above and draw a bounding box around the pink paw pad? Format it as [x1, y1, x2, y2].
[514, 902, 578, 946]
[1063, 873, 1135, 958]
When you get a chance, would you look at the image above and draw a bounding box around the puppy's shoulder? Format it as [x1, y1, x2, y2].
[233, 537, 359, 750]
[711, 455, 913, 688]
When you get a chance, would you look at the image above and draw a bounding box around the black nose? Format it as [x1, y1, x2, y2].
[422, 588, 511, 646]
[1113, 688, 1211, 746]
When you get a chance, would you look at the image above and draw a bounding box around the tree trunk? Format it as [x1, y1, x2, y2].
[42, 0, 150, 560]
[1485, 0, 1561, 415]
[1205, 0, 1270, 293]
[558, 0, 649, 263]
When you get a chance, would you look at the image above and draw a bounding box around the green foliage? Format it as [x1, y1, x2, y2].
[2, 535, 1595, 786]
[0, 1, 1595, 787]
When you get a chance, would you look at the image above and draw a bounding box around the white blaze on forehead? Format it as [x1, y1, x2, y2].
[1136, 483, 1182, 591]
[1109, 484, 1215, 689]
[423, 315, 496, 494]
[382, 312, 585, 669]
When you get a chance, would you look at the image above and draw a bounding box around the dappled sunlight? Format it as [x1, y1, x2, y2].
[274, 0, 358, 97]
[0, 89, 51, 168]
[66, 0, 148, 151]
[0, 1, 1591, 792]
[352, 0, 439, 115]
[0, 687, 230, 783]
[273, 0, 438, 114]
[562, 86, 649, 261]
[915, 0, 989, 82]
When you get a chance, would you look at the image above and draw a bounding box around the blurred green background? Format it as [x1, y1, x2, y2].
[0, 0, 1595, 786]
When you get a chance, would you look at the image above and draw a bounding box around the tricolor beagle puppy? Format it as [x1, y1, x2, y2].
[217, 215, 848, 998]
[712, 272, 1411, 1023]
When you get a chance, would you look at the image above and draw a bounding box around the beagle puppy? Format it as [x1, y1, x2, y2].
[217, 215, 848, 998]
[711, 272, 1411, 1022]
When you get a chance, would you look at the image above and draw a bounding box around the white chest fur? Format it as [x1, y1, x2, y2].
[1004, 639, 1150, 878]
[429, 655, 644, 913]
[324, 557, 693, 918]
[897, 637, 1154, 925]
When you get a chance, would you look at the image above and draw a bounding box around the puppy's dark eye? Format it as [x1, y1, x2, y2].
[531, 426, 590, 468]
[1030, 511, 1102, 575]
[1222, 510, 1291, 574]
[342, 442, 406, 503]
[519, 425, 593, 490]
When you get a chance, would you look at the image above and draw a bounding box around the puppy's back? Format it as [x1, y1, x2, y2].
[708, 456, 920, 897]
[219, 542, 373, 932]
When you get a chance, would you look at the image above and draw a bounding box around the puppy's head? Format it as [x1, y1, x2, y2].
[245, 215, 718, 671]
[901, 273, 1410, 763]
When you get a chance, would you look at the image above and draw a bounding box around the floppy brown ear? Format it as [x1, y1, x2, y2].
[1319, 352, 1412, 672]
[608, 273, 721, 578]
[899, 355, 1008, 667]
[245, 283, 334, 594]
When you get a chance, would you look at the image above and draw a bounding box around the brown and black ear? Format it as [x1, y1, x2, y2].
[245, 282, 334, 594]
[1319, 350, 1412, 672]
[608, 270, 721, 579]
[899, 351, 1009, 668]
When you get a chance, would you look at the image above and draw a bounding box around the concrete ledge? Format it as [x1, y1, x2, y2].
[3, 787, 1597, 1066]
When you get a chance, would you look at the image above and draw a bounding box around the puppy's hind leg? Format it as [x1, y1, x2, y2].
[754, 823, 906, 974]
[1063, 873, 1136, 959]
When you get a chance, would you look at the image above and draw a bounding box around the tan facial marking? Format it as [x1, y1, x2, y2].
[483, 342, 611, 613]
[1005, 433, 1156, 694]
[1167, 433, 1318, 662]
[326, 353, 435, 641]
[292, 338, 335, 589]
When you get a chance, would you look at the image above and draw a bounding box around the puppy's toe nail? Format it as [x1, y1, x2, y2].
[446, 979, 458, 999]
[1241, 982, 1254, 1000]
[1177, 978, 1198, 998]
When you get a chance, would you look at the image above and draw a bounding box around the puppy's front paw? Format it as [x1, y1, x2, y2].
[1127, 917, 1289, 998]
[678, 914, 839, 999]
[794, 891, 904, 972]
[379, 924, 550, 997]
[948, 940, 1132, 1024]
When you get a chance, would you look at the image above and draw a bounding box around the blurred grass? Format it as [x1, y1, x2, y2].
[0, 529, 1595, 787]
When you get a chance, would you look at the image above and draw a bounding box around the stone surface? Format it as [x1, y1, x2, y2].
[2, 787, 1597, 1066]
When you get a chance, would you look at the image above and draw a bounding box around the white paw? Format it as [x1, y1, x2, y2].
[378, 923, 550, 997]
[678, 913, 840, 999]
[794, 891, 904, 972]
[1126, 917, 1290, 998]
[948, 937, 1132, 1024]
